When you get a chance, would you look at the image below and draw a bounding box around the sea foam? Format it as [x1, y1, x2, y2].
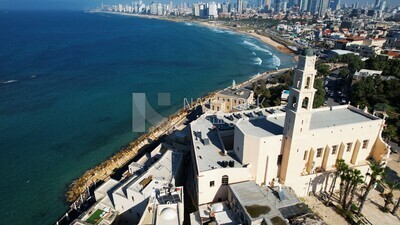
[243, 40, 272, 55]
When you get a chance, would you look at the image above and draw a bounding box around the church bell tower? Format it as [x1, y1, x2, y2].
[283, 48, 317, 138]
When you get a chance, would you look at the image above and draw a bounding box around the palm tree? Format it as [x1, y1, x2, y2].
[327, 159, 347, 206]
[357, 160, 385, 215]
[383, 181, 397, 212]
[346, 169, 364, 212]
[392, 197, 400, 215]
[342, 168, 353, 209]
[339, 163, 350, 204]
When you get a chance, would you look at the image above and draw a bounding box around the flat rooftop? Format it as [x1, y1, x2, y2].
[114, 150, 183, 197]
[218, 87, 252, 99]
[309, 106, 378, 130]
[236, 105, 379, 136]
[229, 181, 288, 223]
[190, 114, 242, 173]
[236, 114, 285, 138]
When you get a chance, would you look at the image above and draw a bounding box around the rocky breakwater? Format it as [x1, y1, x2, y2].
[65, 92, 216, 203]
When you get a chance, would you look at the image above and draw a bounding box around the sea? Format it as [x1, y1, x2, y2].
[0, 11, 295, 225]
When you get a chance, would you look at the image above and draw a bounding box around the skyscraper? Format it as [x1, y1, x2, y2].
[374, 0, 381, 9]
[309, 0, 320, 14]
[237, 0, 243, 13]
[379, 1, 386, 11]
[318, 0, 329, 16]
[264, 0, 272, 10]
[300, 0, 309, 11]
[274, 0, 282, 12]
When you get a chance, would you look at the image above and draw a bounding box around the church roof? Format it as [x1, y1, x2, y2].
[309, 105, 379, 130]
[236, 114, 285, 138]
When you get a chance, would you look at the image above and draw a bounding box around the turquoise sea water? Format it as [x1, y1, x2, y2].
[0, 11, 295, 225]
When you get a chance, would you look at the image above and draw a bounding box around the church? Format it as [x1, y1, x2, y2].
[188, 48, 390, 208]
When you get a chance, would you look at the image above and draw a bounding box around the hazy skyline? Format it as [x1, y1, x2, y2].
[0, 0, 398, 10]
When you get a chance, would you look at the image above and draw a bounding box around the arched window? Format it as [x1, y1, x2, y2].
[291, 96, 297, 109]
[305, 77, 311, 89]
[296, 75, 301, 89]
[222, 175, 229, 185]
[302, 97, 309, 109]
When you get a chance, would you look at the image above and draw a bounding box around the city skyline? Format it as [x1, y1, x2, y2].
[1, 0, 399, 10]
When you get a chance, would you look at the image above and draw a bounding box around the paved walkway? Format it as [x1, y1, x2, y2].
[362, 189, 399, 224]
[302, 196, 350, 225]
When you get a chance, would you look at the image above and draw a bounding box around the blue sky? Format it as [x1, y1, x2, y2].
[0, 0, 398, 10]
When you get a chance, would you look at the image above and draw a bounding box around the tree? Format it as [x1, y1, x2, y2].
[327, 159, 347, 206]
[313, 78, 325, 108]
[392, 197, 400, 215]
[346, 169, 364, 212]
[383, 181, 397, 212]
[342, 168, 353, 209]
[338, 161, 350, 204]
[339, 68, 351, 79]
[316, 64, 330, 77]
[358, 160, 386, 215]
[383, 125, 397, 142]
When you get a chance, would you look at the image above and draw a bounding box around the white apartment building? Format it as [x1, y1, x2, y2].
[80, 148, 184, 225]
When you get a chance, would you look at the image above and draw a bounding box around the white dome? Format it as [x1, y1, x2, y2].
[160, 207, 177, 221]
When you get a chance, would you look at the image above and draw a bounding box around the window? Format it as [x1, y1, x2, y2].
[296, 75, 301, 88]
[131, 196, 134, 202]
[346, 143, 352, 152]
[210, 181, 215, 187]
[362, 140, 369, 149]
[302, 97, 309, 109]
[291, 96, 297, 109]
[332, 145, 338, 155]
[305, 77, 311, 89]
[303, 150, 308, 160]
[222, 175, 229, 185]
[316, 148, 323, 157]
[277, 155, 283, 165]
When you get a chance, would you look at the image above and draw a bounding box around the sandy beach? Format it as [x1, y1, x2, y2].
[91, 11, 295, 55]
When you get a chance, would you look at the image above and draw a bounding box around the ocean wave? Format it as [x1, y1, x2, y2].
[0, 80, 18, 85]
[207, 27, 236, 35]
[253, 57, 263, 65]
[252, 52, 256, 56]
[243, 40, 272, 55]
[272, 55, 281, 67]
[184, 22, 193, 26]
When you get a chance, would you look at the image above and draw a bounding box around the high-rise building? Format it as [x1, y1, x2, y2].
[207, 2, 218, 18]
[221, 3, 229, 13]
[264, 0, 272, 10]
[193, 3, 200, 16]
[300, 0, 309, 11]
[242, 0, 248, 10]
[274, 0, 282, 12]
[237, 0, 243, 13]
[318, 0, 329, 16]
[257, 0, 263, 8]
[309, 0, 320, 14]
[379, 1, 386, 11]
[356, 1, 360, 9]
[374, 0, 381, 9]
[329, 0, 340, 10]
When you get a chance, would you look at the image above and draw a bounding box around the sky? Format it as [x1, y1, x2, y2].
[0, 0, 398, 11]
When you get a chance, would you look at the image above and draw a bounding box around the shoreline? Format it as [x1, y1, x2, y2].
[90, 11, 296, 56]
[65, 10, 297, 207]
